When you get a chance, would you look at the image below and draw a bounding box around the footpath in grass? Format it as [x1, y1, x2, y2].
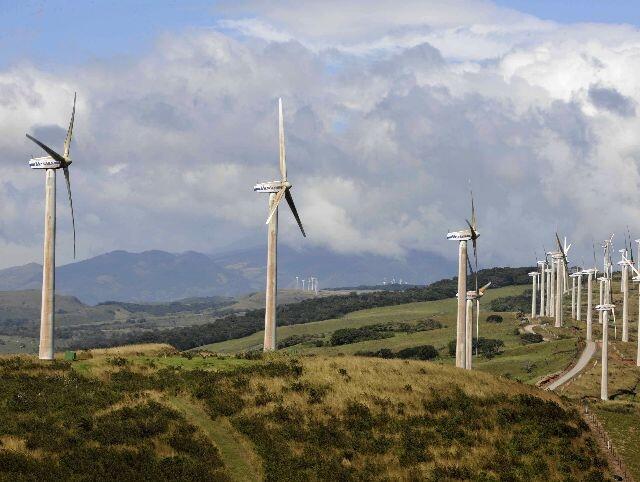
[164, 395, 263, 482]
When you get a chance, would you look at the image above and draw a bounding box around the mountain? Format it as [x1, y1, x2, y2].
[0, 247, 455, 304]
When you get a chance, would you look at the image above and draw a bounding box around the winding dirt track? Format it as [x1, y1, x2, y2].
[545, 340, 597, 391]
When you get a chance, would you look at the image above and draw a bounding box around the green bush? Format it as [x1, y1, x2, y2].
[486, 314, 503, 323]
[520, 333, 544, 344]
[330, 327, 394, 346]
[357, 345, 438, 361]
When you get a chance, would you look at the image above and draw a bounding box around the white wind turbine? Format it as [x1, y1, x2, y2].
[254, 98, 306, 351]
[618, 248, 630, 342]
[620, 248, 640, 366]
[446, 189, 479, 369]
[528, 271, 538, 319]
[537, 259, 546, 317]
[596, 235, 615, 401]
[465, 281, 491, 369]
[553, 234, 570, 328]
[26, 93, 77, 360]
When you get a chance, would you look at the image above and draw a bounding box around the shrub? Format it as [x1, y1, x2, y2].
[475, 338, 505, 358]
[356, 345, 438, 361]
[486, 314, 503, 323]
[330, 327, 394, 346]
[520, 333, 544, 344]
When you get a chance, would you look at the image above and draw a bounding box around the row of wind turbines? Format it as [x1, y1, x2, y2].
[527, 233, 640, 400]
[26, 95, 306, 358]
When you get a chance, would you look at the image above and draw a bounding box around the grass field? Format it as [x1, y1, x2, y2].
[201, 285, 528, 353]
[198, 285, 581, 385]
[0, 349, 612, 481]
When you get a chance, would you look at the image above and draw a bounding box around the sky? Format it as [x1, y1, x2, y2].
[1, 0, 640, 270]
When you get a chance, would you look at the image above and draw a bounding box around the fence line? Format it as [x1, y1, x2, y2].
[583, 402, 631, 481]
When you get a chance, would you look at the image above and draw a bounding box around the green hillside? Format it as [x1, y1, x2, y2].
[0, 348, 611, 481]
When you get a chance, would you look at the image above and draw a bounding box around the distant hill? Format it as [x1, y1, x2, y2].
[0, 247, 454, 304]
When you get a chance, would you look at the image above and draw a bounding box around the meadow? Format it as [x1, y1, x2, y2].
[0, 347, 611, 481]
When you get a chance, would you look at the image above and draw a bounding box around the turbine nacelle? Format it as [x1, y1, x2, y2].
[254, 180, 291, 193]
[29, 156, 62, 170]
[446, 229, 475, 241]
[595, 303, 615, 312]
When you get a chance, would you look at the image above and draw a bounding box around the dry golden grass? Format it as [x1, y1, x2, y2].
[227, 355, 604, 480]
[81, 343, 176, 357]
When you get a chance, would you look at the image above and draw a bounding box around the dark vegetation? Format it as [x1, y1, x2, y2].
[489, 290, 532, 313]
[520, 333, 544, 344]
[355, 345, 439, 360]
[486, 314, 503, 323]
[0, 355, 610, 481]
[330, 327, 394, 346]
[448, 338, 505, 359]
[277, 333, 325, 349]
[330, 320, 443, 346]
[71, 267, 531, 351]
[0, 357, 229, 481]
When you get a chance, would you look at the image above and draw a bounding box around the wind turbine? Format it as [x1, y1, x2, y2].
[446, 188, 479, 369]
[537, 259, 546, 317]
[554, 234, 570, 328]
[528, 271, 538, 319]
[620, 248, 640, 366]
[465, 281, 491, 369]
[618, 248, 630, 342]
[253, 98, 306, 351]
[570, 270, 581, 319]
[26, 93, 77, 360]
[596, 235, 615, 401]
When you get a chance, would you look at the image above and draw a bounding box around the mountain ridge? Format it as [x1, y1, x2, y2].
[0, 247, 455, 304]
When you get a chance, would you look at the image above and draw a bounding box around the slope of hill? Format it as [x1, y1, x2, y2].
[0, 350, 611, 481]
[76, 266, 533, 353]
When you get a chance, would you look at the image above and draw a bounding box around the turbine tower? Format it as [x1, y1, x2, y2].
[618, 249, 630, 342]
[582, 268, 595, 341]
[528, 272, 538, 319]
[570, 270, 580, 319]
[446, 189, 479, 369]
[537, 260, 546, 317]
[620, 249, 640, 365]
[26, 93, 77, 361]
[465, 282, 491, 369]
[254, 98, 306, 351]
[553, 234, 570, 328]
[596, 235, 615, 401]
[576, 269, 583, 321]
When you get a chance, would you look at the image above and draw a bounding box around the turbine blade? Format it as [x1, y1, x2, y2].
[265, 188, 287, 225]
[285, 188, 306, 237]
[25, 134, 66, 165]
[64, 92, 76, 159]
[479, 281, 491, 294]
[468, 181, 476, 230]
[63, 167, 76, 259]
[278, 98, 286, 181]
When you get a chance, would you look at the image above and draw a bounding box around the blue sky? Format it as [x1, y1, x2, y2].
[495, 0, 640, 26]
[1, 1, 638, 68]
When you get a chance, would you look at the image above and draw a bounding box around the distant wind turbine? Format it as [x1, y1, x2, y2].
[446, 187, 479, 369]
[254, 98, 306, 351]
[25, 93, 77, 360]
[465, 281, 490, 369]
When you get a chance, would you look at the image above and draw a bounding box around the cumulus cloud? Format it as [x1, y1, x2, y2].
[1, 1, 640, 270]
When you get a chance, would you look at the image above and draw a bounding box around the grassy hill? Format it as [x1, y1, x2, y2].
[198, 285, 578, 385]
[0, 348, 611, 481]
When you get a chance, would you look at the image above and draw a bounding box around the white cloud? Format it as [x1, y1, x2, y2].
[1, 1, 640, 270]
